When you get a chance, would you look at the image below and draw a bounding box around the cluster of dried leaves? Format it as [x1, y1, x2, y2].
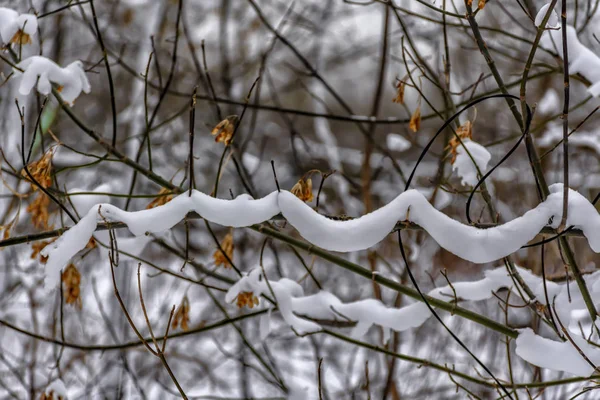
[213, 230, 234, 268]
[22, 150, 53, 230]
[61, 263, 82, 309]
[172, 295, 191, 331]
[447, 120, 473, 164]
[211, 115, 238, 146]
[236, 291, 259, 309]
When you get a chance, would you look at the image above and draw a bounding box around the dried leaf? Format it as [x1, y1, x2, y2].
[447, 120, 474, 164]
[146, 187, 174, 209]
[211, 115, 238, 146]
[62, 264, 82, 309]
[27, 192, 52, 229]
[10, 30, 32, 45]
[290, 177, 314, 202]
[392, 80, 406, 104]
[213, 230, 234, 268]
[172, 295, 191, 331]
[409, 106, 421, 133]
[236, 291, 259, 309]
[31, 239, 55, 264]
[478, 0, 486, 9]
[22, 149, 53, 190]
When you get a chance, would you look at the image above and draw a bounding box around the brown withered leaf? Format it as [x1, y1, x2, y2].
[22, 150, 53, 190]
[409, 106, 421, 133]
[31, 239, 55, 264]
[236, 291, 259, 309]
[146, 187, 174, 209]
[62, 264, 82, 309]
[478, 0, 486, 9]
[290, 177, 313, 202]
[213, 230, 234, 268]
[27, 192, 52, 230]
[172, 295, 191, 331]
[446, 120, 473, 164]
[10, 30, 32, 45]
[211, 115, 238, 146]
[392, 80, 406, 104]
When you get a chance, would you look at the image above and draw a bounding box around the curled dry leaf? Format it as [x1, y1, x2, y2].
[211, 115, 238, 146]
[213, 230, 234, 268]
[31, 239, 55, 264]
[27, 192, 51, 229]
[392, 80, 406, 104]
[172, 295, 191, 331]
[62, 263, 82, 309]
[22, 149, 53, 189]
[10, 29, 31, 45]
[146, 187, 174, 209]
[478, 0, 486, 9]
[409, 105, 421, 133]
[236, 291, 259, 309]
[447, 120, 473, 164]
[290, 177, 314, 203]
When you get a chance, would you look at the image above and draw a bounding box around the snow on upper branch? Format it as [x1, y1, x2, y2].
[543, 24, 600, 97]
[0, 7, 37, 45]
[15, 56, 91, 105]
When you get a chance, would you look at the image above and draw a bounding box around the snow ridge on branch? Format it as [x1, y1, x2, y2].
[42, 183, 600, 289]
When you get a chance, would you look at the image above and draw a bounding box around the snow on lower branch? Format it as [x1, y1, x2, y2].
[228, 267, 600, 377]
[42, 184, 600, 289]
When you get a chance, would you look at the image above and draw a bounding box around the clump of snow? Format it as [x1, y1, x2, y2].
[543, 25, 600, 97]
[15, 56, 91, 105]
[537, 89, 560, 115]
[42, 379, 68, 399]
[535, 3, 559, 28]
[452, 139, 491, 186]
[538, 123, 600, 156]
[386, 133, 411, 152]
[0, 7, 37, 44]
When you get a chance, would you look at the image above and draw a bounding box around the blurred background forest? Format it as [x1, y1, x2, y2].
[1, 0, 600, 399]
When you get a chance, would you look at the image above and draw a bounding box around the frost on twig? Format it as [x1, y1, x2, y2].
[15, 56, 91, 105]
[0, 7, 37, 45]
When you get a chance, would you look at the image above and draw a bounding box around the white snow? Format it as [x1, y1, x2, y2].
[42, 379, 68, 399]
[543, 25, 600, 97]
[386, 133, 412, 152]
[42, 184, 600, 290]
[0, 7, 37, 44]
[535, 3, 559, 28]
[15, 56, 91, 105]
[452, 139, 491, 186]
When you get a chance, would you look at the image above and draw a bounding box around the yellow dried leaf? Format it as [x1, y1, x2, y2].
[213, 231, 234, 268]
[10, 30, 31, 45]
[27, 192, 52, 230]
[478, 0, 485, 9]
[409, 106, 421, 133]
[392, 80, 406, 104]
[31, 239, 55, 264]
[146, 187, 174, 209]
[211, 115, 238, 146]
[22, 150, 53, 190]
[236, 291, 259, 309]
[62, 264, 82, 309]
[447, 120, 474, 164]
[290, 178, 313, 202]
